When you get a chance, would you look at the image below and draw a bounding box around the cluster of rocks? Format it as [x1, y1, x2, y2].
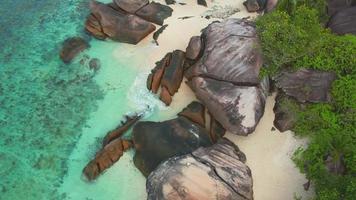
[85, 0, 173, 44]
[148, 19, 268, 136]
[327, 0, 356, 35]
[147, 139, 253, 200]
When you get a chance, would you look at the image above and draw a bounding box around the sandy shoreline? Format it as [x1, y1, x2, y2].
[60, 1, 314, 199]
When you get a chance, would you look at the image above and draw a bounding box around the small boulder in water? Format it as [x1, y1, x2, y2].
[89, 58, 101, 72]
[59, 37, 89, 64]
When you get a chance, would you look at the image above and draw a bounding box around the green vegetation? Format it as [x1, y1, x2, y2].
[256, 1, 356, 199]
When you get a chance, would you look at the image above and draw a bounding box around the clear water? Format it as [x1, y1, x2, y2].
[0, 0, 187, 199]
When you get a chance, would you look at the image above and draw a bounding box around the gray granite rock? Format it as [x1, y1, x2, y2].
[147, 138, 253, 200]
[328, 6, 356, 35]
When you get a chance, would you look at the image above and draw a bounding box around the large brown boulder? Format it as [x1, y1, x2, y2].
[136, 2, 173, 25]
[328, 6, 356, 35]
[60, 37, 89, 63]
[114, 0, 149, 13]
[132, 116, 212, 176]
[189, 77, 266, 136]
[186, 19, 267, 136]
[147, 53, 171, 93]
[83, 139, 133, 181]
[146, 138, 253, 200]
[161, 50, 185, 95]
[275, 69, 336, 103]
[86, 1, 156, 44]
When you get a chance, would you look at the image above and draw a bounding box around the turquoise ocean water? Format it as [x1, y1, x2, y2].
[0, 0, 178, 199]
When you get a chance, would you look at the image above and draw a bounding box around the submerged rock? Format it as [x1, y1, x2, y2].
[275, 69, 336, 103]
[136, 2, 173, 25]
[60, 37, 89, 63]
[328, 6, 356, 35]
[132, 115, 212, 176]
[85, 1, 156, 44]
[89, 58, 101, 71]
[186, 19, 266, 136]
[83, 139, 133, 181]
[114, 0, 149, 13]
[147, 138, 253, 200]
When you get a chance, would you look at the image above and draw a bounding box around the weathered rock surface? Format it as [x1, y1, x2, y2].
[159, 86, 173, 106]
[178, 101, 205, 127]
[275, 69, 336, 103]
[209, 116, 226, 143]
[114, 0, 149, 13]
[85, 1, 156, 44]
[273, 93, 299, 132]
[185, 19, 263, 86]
[148, 53, 171, 93]
[265, 0, 278, 13]
[161, 50, 185, 95]
[136, 2, 173, 25]
[327, 0, 356, 17]
[60, 37, 89, 63]
[132, 116, 212, 176]
[147, 138, 253, 200]
[102, 115, 141, 146]
[186, 19, 267, 136]
[328, 6, 356, 35]
[189, 77, 266, 136]
[185, 36, 202, 60]
[83, 139, 133, 181]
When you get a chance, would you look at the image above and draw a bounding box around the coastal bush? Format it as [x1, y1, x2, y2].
[256, 2, 356, 199]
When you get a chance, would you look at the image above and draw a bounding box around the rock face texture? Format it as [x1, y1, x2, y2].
[147, 50, 186, 106]
[85, 1, 173, 44]
[146, 138, 253, 200]
[60, 37, 89, 63]
[185, 19, 267, 136]
[328, 6, 356, 35]
[178, 101, 206, 127]
[114, 0, 149, 13]
[273, 93, 299, 132]
[83, 139, 133, 181]
[136, 2, 173, 25]
[275, 69, 336, 103]
[132, 116, 212, 176]
[185, 36, 203, 60]
[327, 0, 356, 17]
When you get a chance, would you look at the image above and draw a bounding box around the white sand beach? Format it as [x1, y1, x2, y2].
[60, 0, 314, 199]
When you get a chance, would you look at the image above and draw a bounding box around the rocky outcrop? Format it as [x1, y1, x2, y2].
[85, 1, 156, 44]
[185, 19, 267, 136]
[132, 115, 212, 176]
[328, 6, 356, 35]
[60, 37, 89, 63]
[147, 138, 253, 200]
[147, 50, 186, 106]
[102, 114, 141, 146]
[327, 0, 356, 17]
[275, 69, 336, 103]
[114, 0, 149, 13]
[136, 2, 173, 26]
[83, 139, 133, 181]
[178, 101, 205, 127]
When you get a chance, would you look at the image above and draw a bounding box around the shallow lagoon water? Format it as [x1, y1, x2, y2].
[0, 0, 166, 199]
